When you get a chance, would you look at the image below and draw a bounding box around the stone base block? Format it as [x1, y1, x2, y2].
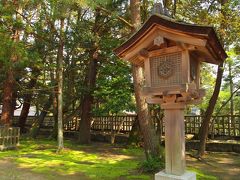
[155, 171, 196, 180]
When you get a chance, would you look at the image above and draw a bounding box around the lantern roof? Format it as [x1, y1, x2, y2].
[114, 14, 227, 65]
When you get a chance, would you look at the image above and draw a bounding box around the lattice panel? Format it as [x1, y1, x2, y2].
[150, 52, 182, 87]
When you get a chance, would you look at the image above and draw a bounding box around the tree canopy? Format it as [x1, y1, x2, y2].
[0, 0, 239, 133]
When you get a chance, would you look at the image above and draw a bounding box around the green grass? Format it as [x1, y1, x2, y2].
[188, 168, 217, 180]
[0, 139, 151, 180]
[0, 139, 219, 180]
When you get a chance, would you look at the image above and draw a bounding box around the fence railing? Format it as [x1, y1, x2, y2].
[91, 115, 137, 133]
[185, 115, 240, 137]
[4, 115, 240, 137]
[0, 127, 20, 151]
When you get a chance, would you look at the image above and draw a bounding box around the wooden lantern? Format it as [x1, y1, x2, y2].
[114, 14, 227, 104]
[114, 14, 227, 180]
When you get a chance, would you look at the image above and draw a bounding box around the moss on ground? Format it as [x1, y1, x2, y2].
[188, 167, 217, 180]
[0, 139, 152, 179]
[0, 139, 218, 180]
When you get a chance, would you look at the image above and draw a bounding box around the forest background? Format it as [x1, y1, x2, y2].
[0, 0, 239, 153]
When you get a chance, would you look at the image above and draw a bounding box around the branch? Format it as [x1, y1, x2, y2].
[208, 86, 240, 133]
[215, 86, 240, 117]
[96, 6, 134, 30]
[14, 10, 54, 43]
[207, 0, 218, 13]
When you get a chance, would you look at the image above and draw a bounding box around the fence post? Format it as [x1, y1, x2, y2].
[232, 116, 236, 136]
[0, 127, 20, 151]
[210, 117, 215, 139]
[110, 116, 116, 144]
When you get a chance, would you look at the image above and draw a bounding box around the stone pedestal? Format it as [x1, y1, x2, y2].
[155, 170, 196, 180]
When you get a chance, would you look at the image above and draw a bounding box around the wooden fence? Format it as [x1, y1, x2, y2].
[4, 115, 240, 137]
[185, 115, 240, 137]
[91, 115, 136, 133]
[0, 127, 20, 151]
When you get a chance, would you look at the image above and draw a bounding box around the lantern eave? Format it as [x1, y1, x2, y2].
[114, 14, 227, 64]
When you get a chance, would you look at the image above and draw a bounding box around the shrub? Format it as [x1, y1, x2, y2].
[139, 156, 164, 173]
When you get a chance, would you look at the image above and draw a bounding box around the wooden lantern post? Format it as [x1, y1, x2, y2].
[162, 103, 186, 176]
[114, 14, 227, 180]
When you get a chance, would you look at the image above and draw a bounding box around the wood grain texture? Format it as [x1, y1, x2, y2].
[162, 103, 186, 176]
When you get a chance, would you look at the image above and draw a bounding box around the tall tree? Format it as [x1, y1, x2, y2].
[228, 61, 234, 117]
[18, 68, 40, 133]
[130, 0, 160, 159]
[176, 0, 239, 157]
[57, 17, 64, 151]
[197, 62, 224, 157]
[78, 9, 100, 144]
[197, 0, 228, 157]
[31, 95, 53, 139]
[0, 1, 21, 126]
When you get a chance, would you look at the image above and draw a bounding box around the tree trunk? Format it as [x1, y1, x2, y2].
[57, 18, 64, 151]
[31, 95, 53, 138]
[229, 63, 235, 135]
[130, 0, 160, 159]
[49, 55, 58, 139]
[197, 62, 224, 157]
[0, 1, 20, 126]
[154, 108, 164, 144]
[78, 50, 98, 144]
[18, 69, 39, 133]
[132, 66, 160, 158]
[78, 10, 100, 144]
[128, 116, 141, 145]
[1, 70, 15, 126]
[10, 83, 18, 119]
[51, 87, 58, 139]
[229, 63, 234, 116]
[197, 0, 227, 157]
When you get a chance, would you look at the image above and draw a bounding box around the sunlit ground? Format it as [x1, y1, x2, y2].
[187, 151, 240, 180]
[0, 139, 239, 180]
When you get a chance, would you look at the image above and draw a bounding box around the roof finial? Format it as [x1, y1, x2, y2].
[152, 1, 171, 17]
[152, 2, 164, 15]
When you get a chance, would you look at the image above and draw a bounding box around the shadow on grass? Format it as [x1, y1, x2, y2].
[186, 150, 240, 180]
[0, 139, 224, 180]
[0, 139, 151, 180]
[187, 167, 217, 180]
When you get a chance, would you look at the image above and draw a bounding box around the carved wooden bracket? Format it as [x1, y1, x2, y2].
[154, 36, 164, 46]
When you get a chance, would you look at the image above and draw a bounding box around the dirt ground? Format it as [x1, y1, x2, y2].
[0, 159, 89, 180]
[0, 151, 239, 180]
[0, 159, 45, 180]
[186, 151, 240, 180]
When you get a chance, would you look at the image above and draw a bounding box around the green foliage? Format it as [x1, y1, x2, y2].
[0, 0, 239, 129]
[175, 0, 240, 116]
[94, 59, 135, 115]
[194, 63, 215, 114]
[176, 0, 240, 47]
[139, 156, 164, 173]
